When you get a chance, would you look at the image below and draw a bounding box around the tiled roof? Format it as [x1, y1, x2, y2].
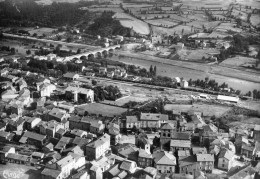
[108, 164, 121, 176]
[196, 154, 214, 162]
[170, 140, 191, 148]
[86, 134, 110, 149]
[152, 151, 176, 165]
[218, 148, 234, 160]
[161, 122, 176, 130]
[179, 155, 197, 167]
[171, 132, 190, 140]
[140, 113, 168, 121]
[22, 131, 46, 141]
[138, 149, 152, 159]
[126, 116, 138, 123]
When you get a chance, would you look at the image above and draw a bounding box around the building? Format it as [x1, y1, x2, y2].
[39, 83, 56, 97]
[85, 134, 110, 160]
[0, 146, 15, 162]
[121, 116, 140, 132]
[170, 139, 192, 152]
[48, 108, 70, 122]
[63, 73, 79, 81]
[180, 80, 189, 88]
[138, 149, 153, 168]
[24, 117, 42, 131]
[44, 153, 85, 179]
[217, 148, 234, 171]
[241, 143, 255, 159]
[196, 154, 214, 173]
[19, 131, 46, 147]
[179, 155, 198, 175]
[65, 86, 94, 103]
[160, 122, 177, 146]
[5, 153, 30, 165]
[140, 113, 168, 130]
[217, 95, 239, 103]
[152, 151, 176, 174]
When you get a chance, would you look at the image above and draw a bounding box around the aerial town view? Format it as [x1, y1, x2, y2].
[0, 0, 260, 178]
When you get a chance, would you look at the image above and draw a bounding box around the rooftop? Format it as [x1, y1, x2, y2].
[140, 113, 168, 121]
[196, 154, 214, 162]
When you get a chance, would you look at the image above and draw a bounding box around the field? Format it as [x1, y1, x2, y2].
[113, 12, 150, 35]
[145, 19, 178, 27]
[75, 103, 129, 117]
[220, 56, 258, 67]
[177, 48, 220, 61]
[101, 95, 151, 107]
[152, 25, 194, 36]
[250, 14, 260, 27]
[164, 103, 232, 117]
[0, 163, 41, 179]
[27, 27, 57, 36]
[88, 6, 124, 13]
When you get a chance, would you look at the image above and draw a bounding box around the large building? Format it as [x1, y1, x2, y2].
[65, 86, 94, 103]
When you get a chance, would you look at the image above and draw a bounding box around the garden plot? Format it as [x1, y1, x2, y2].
[186, 13, 208, 21]
[231, 9, 248, 21]
[28, 27, 57, 36]
[88, 7, 124, 13]
[220, 56, 258, 67]
[122, 3, 153, 8]
[113, 13, 150, 35]
[152, 25, 195, 35]
[145, 19, 179, 27]
[214, 22, 242, 33]
[250, 14, 260, 27]
[187, 21, 220, 29]
[177, 48, 220, 61]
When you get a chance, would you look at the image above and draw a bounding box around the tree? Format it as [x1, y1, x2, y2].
[153, 66, 157, 76]
[26, 50, 31, 55]
[77, 48, 81, 54]
[92, 80, 97, 86]
[56, 63, 68, 74]
[149, 65, 153, 74]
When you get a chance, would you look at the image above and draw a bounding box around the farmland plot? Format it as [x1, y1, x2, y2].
[145, 19, 179, 27]
[152, 25, 195, 36]
[250, 14, 260, 27]
[113, 12, 150, 35]
[220, 56, 258, 67]
[214, 22, 242, 33]
[187, 21, 220, 29]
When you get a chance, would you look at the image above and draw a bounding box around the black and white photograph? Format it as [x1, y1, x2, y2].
[0, 0, 260, 178]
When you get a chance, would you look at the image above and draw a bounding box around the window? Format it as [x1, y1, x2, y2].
[222, 164, 225, 167]
[163, 133, 166, 137]
[159, 170, 161, 173]
[168, 134, 170, 137]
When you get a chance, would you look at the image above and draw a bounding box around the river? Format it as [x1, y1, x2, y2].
[107, 53, 260, 93]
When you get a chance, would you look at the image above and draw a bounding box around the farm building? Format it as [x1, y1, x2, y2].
[217, 95, 239, 103]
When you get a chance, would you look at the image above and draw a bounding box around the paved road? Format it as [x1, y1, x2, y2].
[3, 33, 100, 49]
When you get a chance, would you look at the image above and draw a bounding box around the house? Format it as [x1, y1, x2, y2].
[19, 131, 46, 147]
[170, 139, 191, 152]
[36, 78, 51, 91]
[89, 120, 105, 135]
[24, 117, 41, 131]
[43, 143, 54, 153]
[180, 80, 189, 88]
[45, 153, 86, 179]
[15, 78, 27, 91]
[117, 144, 139, 162]
[41, 168, 62, 179]
[63, 73, 79, 81]
[227, 165, 256, 179]
[99, 67, 107, 74]
[85, 134, 110, 160]
[241, 142, 255, 159]
[135, 133, 151, 154]
[39, 120, 68, 138]
[39, 83, 56, 97]
[152, 151, 176, 174]
[48, 108, 70, 122]
[178, 150, 191, 160]
[0, 146, 15, 162]
[65, 86, 94, 103]
[140, 113, 168, 130]
[54, 137, 73, 153]
[62, 146, 84, 156]
[70, 129, 88, 138]
[121, 116, 140, 132]
[253, 125, 260, 142]
[57, 103, 75, 113]
[5, 153, 30, 165]
[217, 148, 235, 171]
[91, 156, 114, 173]
[196, 154, 214, 173]
[138, 149, 153, 168]
[108, 123, 121, 145]
[159, 122, 177, 146]
[0, 131, 15, 142]
[6, 117, 24, 132]
[6, 103, 23, 116]
[179, 155, 198, 175]
[1, 90, 19, 101]
[120, 160, 137, 174]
